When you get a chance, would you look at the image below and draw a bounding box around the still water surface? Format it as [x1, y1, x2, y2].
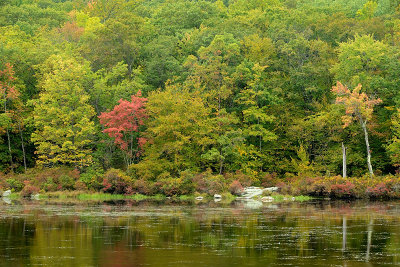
[1, 199, 400, 266]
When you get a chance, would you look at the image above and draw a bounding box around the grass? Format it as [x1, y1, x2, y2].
[8, 192, 20, 200]
[268, 194, 313, 202]
[177, 195, 195, 201]
[37, 192, 191, 201]
[38, 191, 237, 202]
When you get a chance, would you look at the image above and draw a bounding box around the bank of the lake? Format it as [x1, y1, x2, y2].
[2, 167, 400, 201]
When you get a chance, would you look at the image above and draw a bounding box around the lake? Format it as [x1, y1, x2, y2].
[0, 199, 400, 266]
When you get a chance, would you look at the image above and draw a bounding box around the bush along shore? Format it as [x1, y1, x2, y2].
[0, 167, 399, 201]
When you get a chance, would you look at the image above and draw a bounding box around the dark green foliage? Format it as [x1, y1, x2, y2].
[1, 0, 400, 196]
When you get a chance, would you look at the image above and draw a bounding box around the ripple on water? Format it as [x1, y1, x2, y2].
[1, 201, 400, 266]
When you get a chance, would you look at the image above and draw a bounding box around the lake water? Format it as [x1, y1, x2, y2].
[1, 199, 400, 266]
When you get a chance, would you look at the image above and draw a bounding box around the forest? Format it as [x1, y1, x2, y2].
[2, 0, 400, 198]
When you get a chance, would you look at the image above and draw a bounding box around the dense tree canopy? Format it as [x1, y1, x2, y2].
[2, 0, 400, 181]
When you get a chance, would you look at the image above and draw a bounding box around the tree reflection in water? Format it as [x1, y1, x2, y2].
[0, 200, 399, 266]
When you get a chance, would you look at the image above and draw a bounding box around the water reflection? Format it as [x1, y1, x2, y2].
[0, 200, 399, 266]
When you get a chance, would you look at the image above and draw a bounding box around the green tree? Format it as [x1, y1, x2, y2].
[387, 109, 400, 167]
[131, 83, 213, 180]
[234, 64, 277, 174]
[332, 34, 399, 103]
[31, 55, 96, 168]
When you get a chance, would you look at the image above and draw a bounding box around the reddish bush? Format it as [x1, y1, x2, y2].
[20, 181, 40, 198]
[133, 179, 152, 195]
[367, 182, 390, 198]
[260, 173, 279, 188]
[74, 180, 87, 191]
[229, 180, 244, 196]
[43, 178, 58, 192]
[102, 178, 112, 193]
[102, 169, 133, 194]
[331, 181, 355, 198]
[232, 171, 254, 187]
[155, 177, 194, 196]
[276, 181, 291, 195]
[192, 173, 208, 193]
[125, 186, 134, 196]
[192, 172, 226, 195]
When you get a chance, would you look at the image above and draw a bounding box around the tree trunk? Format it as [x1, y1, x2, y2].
[366, 218, 373, 262]
[219, 151, 224, 175]
[361, 121, 374, 177]
[6, 127, 13, 172]
[3, 95, 13, 172]
[342, 142, 347, 178]
[18, 122, 27, 172]
[342, 216, 347, 252]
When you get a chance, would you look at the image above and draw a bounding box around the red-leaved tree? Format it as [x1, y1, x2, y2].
[99, 91, 147, 166]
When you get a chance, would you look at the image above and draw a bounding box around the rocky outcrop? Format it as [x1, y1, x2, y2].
[238, 186, 278, 199]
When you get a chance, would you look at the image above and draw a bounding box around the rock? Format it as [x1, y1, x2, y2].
[243, 199, 263, 209]
[241, 187, 263, 199]
[2, 197, 11, 204]
[263, 187, 278, 192]
[213, 194, 222, 199]
[261, 196, 274, 202]
[195, 196, 203, 201]
[2, 190, 11, 197]
[31, 194, 40, 200]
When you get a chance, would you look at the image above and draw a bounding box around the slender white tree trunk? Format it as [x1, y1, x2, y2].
[342, 216, 347, 252]
[366, 218, 373, 262]
[4, 97, 13, 172]
[18, 122, 27, 172]
[361, 120, 374, 177]
[342, 142, 347, 178]
[6, 127, 13, 172]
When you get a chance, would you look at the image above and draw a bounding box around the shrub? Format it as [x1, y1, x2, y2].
[206, 175, 225, 195]
[260, 173, 279, 188]
[155, 174, 194, 196]
[20, 181, 40, 198]
[74, 180, 87, 191]
[230, 171, 255, 187]
[26, 167, 80, 189]
[6, 178, 24, 192]
[42, 178, 58, 192]
[133, 179, 153, 195]
[330, 181, 356, 198]
[367, 182, 390, 199]
[278, 175, 400, 199]
[192, 171, 226, 195]
[192, 173, 209, 193]
[276, 181, 291, 195]
[102, 168, 133, 194]
[80, 168, 104, 191]
[229, 180, 244, 196]
[60, 175, 75, 190]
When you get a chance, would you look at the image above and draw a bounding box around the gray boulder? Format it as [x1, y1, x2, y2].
[2, 190, 11, 197]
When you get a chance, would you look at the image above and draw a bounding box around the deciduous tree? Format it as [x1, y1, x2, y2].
[31, 55, 96, 168]
[332, 82, 382, 176]
[99, 91, 147, 167]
